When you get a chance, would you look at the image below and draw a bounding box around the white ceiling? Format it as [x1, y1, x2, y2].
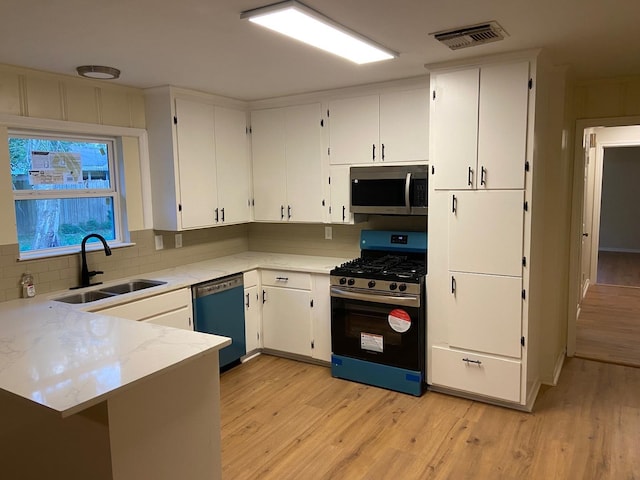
[2, 0, 640, 101]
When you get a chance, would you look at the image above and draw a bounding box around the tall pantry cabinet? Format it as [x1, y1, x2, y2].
[427, 51, 564, 410]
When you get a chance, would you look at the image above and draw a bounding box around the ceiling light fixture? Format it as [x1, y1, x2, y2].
[76, 65, 121, 80]
[240, 0, 397, 64]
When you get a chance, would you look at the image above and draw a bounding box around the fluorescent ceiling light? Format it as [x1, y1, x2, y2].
[241, 0, 397, 64]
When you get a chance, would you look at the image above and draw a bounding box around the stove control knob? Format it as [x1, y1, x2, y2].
[368, 280, 376, 288]
[399, 283, 407, 292]
[389, 283, 398, 291]
[339, 277, 347, 285]
[347, 278, 355, 286]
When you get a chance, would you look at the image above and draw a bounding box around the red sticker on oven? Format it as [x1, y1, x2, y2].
[388, 309, 411, 333]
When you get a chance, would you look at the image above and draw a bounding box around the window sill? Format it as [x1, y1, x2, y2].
[17, 242, 136, 262]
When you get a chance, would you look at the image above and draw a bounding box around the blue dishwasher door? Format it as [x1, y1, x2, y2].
[193, 279, 246, 369]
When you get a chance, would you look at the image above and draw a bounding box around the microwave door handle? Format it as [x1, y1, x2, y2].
[405, 172, 412, 213]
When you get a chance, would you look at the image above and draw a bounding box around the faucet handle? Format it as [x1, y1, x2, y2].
[89, 270, 104, 278]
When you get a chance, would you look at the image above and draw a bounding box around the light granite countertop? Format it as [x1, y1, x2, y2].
[0, 251, 349, 417]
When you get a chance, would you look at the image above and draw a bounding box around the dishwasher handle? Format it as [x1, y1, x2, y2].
[193, 274, 244, 298]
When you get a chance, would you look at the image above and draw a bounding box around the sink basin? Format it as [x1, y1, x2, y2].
[55, 290, 118, 304]
[99, 279, 167, 295]
[54, 279, 168, 304]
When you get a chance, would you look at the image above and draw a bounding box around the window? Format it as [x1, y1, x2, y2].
[10, 131, 124, 258]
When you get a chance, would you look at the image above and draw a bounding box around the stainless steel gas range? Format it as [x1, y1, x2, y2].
[330, 230, 427, 396]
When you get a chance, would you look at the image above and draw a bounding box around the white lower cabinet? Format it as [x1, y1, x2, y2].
[431, 346, 521, 403]
[260, 270, 331, 362]
[243, 270, 261, 354]
[92, 288, 193, 330]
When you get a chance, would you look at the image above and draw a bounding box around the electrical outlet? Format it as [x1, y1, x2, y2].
[325, 226, 332, 240]
[175, 233, 183, 248]
[154, 234, 164, 250]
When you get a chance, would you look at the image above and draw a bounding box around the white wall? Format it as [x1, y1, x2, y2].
[599, 146, 640, 251]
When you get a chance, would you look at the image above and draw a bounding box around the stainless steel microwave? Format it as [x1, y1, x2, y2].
[350, 165, 428, 215]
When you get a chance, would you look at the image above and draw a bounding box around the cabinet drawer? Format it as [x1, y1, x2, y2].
[261, 270, 311, 290]
[431, 345, 521, 403]
[94, 288, 192, 321]
[243, 270, 259, 288]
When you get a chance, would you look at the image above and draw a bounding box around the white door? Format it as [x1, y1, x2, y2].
[175, 98, 217, 229]
[261, 286, 312, 356]
[328, 95, 379, 164]
[449, 190, 524, 277]
[244, 285, 261, 352]
[214, 106, 251, 224]
[477, 61, 530, 189]
[431, 68, 479, 190]
[581, 133, 596, 297]
[251, 108, 287, 221]
[447, 272, 523, 358]
[379, 88, 429, 163]
[329, 165, 352, 223]
[284, 103, 324, 222]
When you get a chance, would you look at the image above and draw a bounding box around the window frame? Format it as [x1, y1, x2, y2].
[9, 129, 126, 260]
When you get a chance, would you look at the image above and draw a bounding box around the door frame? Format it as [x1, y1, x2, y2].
[567, 115, 640, 357]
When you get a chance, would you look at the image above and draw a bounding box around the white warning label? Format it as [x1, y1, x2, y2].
[361, 332, 383, 353]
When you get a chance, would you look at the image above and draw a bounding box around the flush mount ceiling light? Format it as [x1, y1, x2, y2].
[76, 65, 121, 79]
[240, 0, 397, 64]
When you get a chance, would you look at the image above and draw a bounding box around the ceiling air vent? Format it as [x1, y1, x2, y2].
[431, 21, 508, 50]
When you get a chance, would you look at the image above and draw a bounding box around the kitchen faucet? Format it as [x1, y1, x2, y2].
[78, 233, 112, 288]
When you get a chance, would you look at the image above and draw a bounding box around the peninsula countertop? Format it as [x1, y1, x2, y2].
[0, 251, 348, 417]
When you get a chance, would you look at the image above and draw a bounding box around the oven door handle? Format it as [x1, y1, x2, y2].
[331, 286, 420, 308]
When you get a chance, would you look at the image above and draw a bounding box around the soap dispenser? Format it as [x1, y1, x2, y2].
[21, 272, 36, 298]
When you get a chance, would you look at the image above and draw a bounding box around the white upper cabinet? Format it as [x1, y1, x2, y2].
[145, 87, 250, 231]
[251, 103, 324, 223]
[174, 98, 218, 229]
[328, 165, 353, 224]
[214, 106, 252, 224]
[431, 62, 529, 190]
[329, 88, 429, 165]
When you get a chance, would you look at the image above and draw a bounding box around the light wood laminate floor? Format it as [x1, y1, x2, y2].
[576, 283, 640, 367]
[220, 355, 640, 480]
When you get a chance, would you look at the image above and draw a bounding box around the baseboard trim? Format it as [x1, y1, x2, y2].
[543, 348, 566, 386]
[599, 247, 640, 254]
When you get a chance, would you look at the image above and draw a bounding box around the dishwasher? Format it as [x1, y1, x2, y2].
[192, 273, 246, 369]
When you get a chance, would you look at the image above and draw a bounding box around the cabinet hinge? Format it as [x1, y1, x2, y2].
[522, 256, 527, 267]
[328, 147, 331, 156]
[522, 289, 526, 300]
[311, 340, 315, 349]
[310, 299, 314, 308]
[327, 109, 330, 117]
[328, 176, 331, 185]
[528, 79, 533, 90]
[524, 201, 529, 212]
[173, 115, 178, 125]
[246, 126, 252, 135]
[431, 165, 435, 175]
[320, 119, 324, 127]
[178, 203, 182, 212]
[525, 161, 530, 172]
[329, 206, 332, 214]
[322, 199, 325, 207]
[521, 336, 526, 347]
[432, 90, 436, 100]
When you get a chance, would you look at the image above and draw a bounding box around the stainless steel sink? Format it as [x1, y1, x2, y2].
[54, 279, 167, 304]
[99, 279, 167, 295]
[55, 290, 118, 304]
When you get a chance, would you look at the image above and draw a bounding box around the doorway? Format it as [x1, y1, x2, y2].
[572, 124, 640, 367]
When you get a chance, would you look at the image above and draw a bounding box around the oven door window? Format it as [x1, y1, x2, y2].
[331, 297, 423, 371]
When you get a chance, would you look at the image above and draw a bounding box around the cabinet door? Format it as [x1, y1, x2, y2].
[142, 305, 193, 331]
[379, 89, 429, 163]
[449, 190, 524, 277]
[448, 272, 522, 358]
[430, 69, 479, 190]
[175, 97, 218, 229]
[215, 106, 251, 224]
[284, 103, 324, 222]
[311, 275, 331, 362]
[478, 61, 530, 189]
[244, 285, 261, 352]
[261, 286, 312, 357]
[329, 165, 353, 223]
[328, 95, 379, 165]
[251, 108, 287, 221]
